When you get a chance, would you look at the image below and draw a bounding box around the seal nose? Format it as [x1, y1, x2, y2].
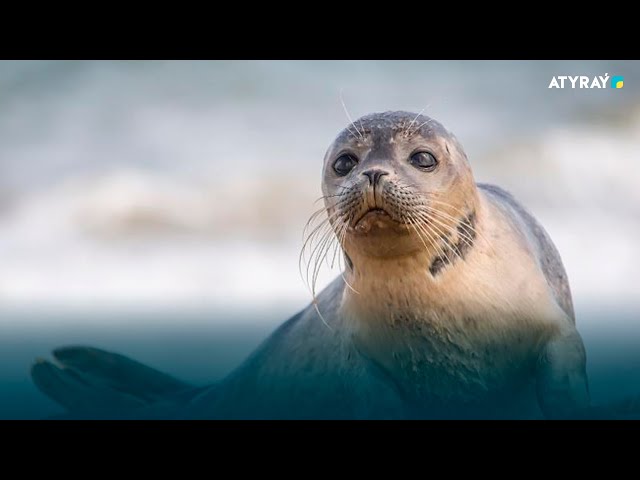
[362, 169, 389, 186]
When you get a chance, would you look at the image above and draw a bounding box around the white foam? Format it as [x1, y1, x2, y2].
[0, 62, 639, 325]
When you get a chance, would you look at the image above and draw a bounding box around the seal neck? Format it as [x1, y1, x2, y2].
[338, 197, 482, 318]
[342, 206, 479, 291]
[340, 251, 440, 313]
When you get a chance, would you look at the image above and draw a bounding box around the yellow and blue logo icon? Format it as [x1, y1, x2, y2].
[611, 76, 624, 89]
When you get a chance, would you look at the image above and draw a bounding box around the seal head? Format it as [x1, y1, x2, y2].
[322, 111, 479, 264]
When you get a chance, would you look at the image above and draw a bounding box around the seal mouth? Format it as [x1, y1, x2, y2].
[353, 208, 393, 227]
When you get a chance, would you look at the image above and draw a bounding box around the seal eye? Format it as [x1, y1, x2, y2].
[333, 154, 358, 176]
[410, 152, 438, 171]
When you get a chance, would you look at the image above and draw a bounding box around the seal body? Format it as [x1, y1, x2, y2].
[184, 111, 585, 419]
[31, 112, 590, 419]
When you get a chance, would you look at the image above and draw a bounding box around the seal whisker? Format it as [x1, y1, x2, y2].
[419, 196, 472, 218]
[302, 228, 330, 288]
[302, 207, 344, 245]
[408, 212, 457, 277]
[410, 191, 486, 242]
[424, 211, 476, 253]
[404, 104, 430, 138]
[414, 207, 476, 250]
[406, 215, 435, 256]
[431, 206, 498, 260]
[407, 211, 453, 268]
[309, 214, 349, 288]
[312, 229, 336, 289]
[339, 90, 365, 141]
[344, 125, 361, 142]
[304, 204, 358, 299]
[308, 221, 351, 330]
[302, 209, 331, 239]
[302, 214, 349, 332]
[381, 181, 475, 256]
[305, 230, 337, 320]
[409, 117, 435, 137]
[300, 220, 338, 275]
[415, 213, 458, 267]
[419, 214, 475, 253]
[332, 220, 348, 266]
[303, 204, 335, 229]
[415, 197, 494, 255]
[341, 273, 359, 294]
[330, 225, 343, 269]
[424, 207, 477, 242]
[417, 212, 466, 263]
[303, 209, 339, 239]
[300, 209, 346, 288]
[313, 193, 347, 205]
[333, 221, 360, 294]
[306, 222, 339, 287]
[323, 218, 348, 270]
[311, 297, 333, 331]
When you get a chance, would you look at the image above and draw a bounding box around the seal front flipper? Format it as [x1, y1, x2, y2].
[31, 346, 194, 418]
[536, 330, 640, 419]
[536, 328, 592, 419]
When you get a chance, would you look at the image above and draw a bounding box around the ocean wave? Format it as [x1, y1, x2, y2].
[0, 61, 639, 321]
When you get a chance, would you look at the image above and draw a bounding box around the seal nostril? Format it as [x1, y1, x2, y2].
[362, 169, 389, 186]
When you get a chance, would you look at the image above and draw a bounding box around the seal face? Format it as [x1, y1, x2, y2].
[321, 111, 478, 269]
[30, 111, 598, 420]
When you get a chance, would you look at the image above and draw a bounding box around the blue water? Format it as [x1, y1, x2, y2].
[2, 307, 639, 419]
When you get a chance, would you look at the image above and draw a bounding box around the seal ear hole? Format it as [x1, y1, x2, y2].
[445, 144, 450, 154]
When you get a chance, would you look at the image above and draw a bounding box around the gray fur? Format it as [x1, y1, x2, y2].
[184, 277, 407, 419]
[335, 110, 450, 143]
[479, 183, 575, 321]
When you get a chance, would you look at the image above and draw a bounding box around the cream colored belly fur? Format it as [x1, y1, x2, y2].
[341, 190, 568, 405]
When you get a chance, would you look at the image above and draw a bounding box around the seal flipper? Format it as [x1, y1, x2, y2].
[52, 346, 190, 400]
[31, 359, 148, 416]
[31, 346, 194, 418]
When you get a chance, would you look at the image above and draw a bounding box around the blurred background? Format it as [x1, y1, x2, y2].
[1, 60, 639, 418]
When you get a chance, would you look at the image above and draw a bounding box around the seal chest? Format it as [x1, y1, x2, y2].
[340, 233, 557, 408]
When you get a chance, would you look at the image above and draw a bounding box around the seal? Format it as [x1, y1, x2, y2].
[30, 111, 619, 419]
